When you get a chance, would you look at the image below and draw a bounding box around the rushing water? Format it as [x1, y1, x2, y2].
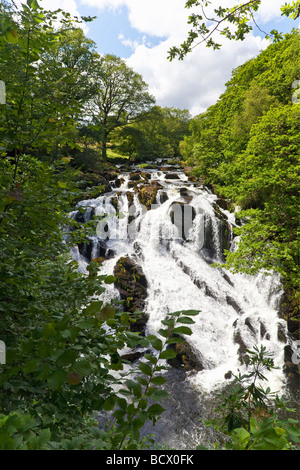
[70, 162, 294, 449]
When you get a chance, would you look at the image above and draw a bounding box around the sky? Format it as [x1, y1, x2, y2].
[36, 0, 298, 116]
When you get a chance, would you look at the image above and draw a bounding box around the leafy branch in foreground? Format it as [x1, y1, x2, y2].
[104, 309, 200, 450]
[168, 0, 300, 60]
[201, 346, 300, 450]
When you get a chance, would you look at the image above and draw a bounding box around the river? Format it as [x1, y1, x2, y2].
[69, 160, 295, 449]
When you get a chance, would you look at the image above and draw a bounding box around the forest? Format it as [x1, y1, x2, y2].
[0, 0, 299, 451]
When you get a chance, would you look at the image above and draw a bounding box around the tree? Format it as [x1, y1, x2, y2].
[87, 54, 155, 159]
[0, 1, 98, 160]
[168, 0, 300, 60]
[111, 106, 191, 161]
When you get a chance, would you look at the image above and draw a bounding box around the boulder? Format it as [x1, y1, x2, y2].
[165, 173, 180, 179]
[137, 184, 160, 210]
[113, 256, 149, 334]
[167, 338, 204, 372]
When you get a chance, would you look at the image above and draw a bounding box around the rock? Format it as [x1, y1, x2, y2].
[140, 172, 151, 180]
[137, 185, 159, 210]
[215, 198, 233, 212]
[226, 295, 243, 315]
[165, 173, 180, 179]
[129, 172, 143, 181]
[283, 345, 300, 392]
[260, 322, 268, 339]
[225, 371, 233, 380]
[167, 338, 204, 372]
[277, 323, 287, 343]
[233, 330, 248, 361]
[113, 256, 149, 334]
[159, 191, 169, 204]
[78, 238, 114, 262]
[244, 317, 256, 335]
[121, 350, 144, 363]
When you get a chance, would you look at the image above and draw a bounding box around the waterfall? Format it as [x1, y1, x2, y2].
[70, 163, 293, 448]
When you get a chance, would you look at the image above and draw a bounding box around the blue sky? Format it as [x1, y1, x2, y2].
[37, 0, 298, 115]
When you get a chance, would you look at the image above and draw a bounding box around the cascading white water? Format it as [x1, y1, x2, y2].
[70, 164, 293, 447]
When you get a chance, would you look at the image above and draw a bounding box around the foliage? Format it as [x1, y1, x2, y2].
[180, 32, 300, 309]
[111, 106, 191, 161]
[168, 0, 300, 59]
[202, 346, 300, 450]
[0, 1, 98, 160]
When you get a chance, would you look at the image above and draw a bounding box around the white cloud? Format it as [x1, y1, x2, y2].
[126, 32, 270, 116]
[78, 0, 285, 114]
[255, 0, 285, 23]
[81, 0, 191, 38]
[38, 0, 291, 115]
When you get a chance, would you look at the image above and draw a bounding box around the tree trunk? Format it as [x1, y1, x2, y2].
[101, 128, 107, 160]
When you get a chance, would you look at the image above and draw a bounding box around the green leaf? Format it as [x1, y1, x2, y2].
[37, 429, 51, 448]
[102, 395, 116, 411]
[5, 29, 18, 44]
[56, 349, 77, 367]
[42, 323, 57, 339]
[147, 335, 163, 351]
[138, 362, 152, 376]
[231, 427, 250, 450]
[73, 360, 91, 376]
[83, 300, 103, 316]
[23, 359, 40, 374]
[180, 310, 199, 316]
[47, 369, 67, 390]
[104, 275, 116, 284]
[176, 316, 195, 324]
[96, 305, 115, 322]
[172, 326, 193, 336]
[159, 349, 177, 360]
[150, 376, 167, 385]
[147, 404, 165, 416]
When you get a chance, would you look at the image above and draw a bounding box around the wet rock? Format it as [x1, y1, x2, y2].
[159, 191, 169, 204]
[167, 338, 204, 372]
[226, 295, 243, 315]
[137, 185, 159, 210]
[113, 177, 124, 188]
[283, 345, 300, 393]
[129, 172, 143, 181]
[113, 256, 149, 334]
[121, 350, 144, 363]
[244, 317, 256, 335]
[277, 323, 287, 343]
[233, 330, 248, 360]
[78, 238, 114, 262]
[165, 173, 180, 179]
[126, 191, 134, 206]
[215, 198, 233, 212]
[225, 371, 233, 380]
[140, 171, 151, 180]
[260, 322, 268, 339]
